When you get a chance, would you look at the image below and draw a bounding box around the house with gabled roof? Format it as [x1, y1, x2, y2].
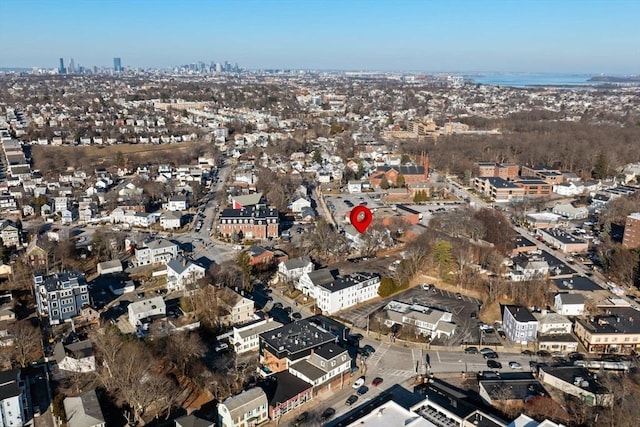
[218, 387, 268, 427]
[166, 256, 206, 292]
[54, 339, 96, 373]
[63, 389, 106, 427]
[277, 256, 313, 283]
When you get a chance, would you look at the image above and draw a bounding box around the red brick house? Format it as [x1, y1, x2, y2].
[369, 154, 429, 188]
[218, 206, 279, 240]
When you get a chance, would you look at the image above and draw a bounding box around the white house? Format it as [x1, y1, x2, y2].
[128, 296, 166, 327]
[217, 387, 268, 427]
[159, 211, 183, 230]
[314, 272, 381, 315]
[0, 369, 24, 427]
[54, 340, 96, 373]
[165, 257, 206, 292]
[384, 300, 456, 338]
[347, 181, 362, 194]
[534, 312, 573, 335]
[165, 194, 189, 211]
[554, 293, 585, 316]
[134, 239, 178, 266]
[277, 256, 314, 283]
[96, 260, 123, 275]
[229, 318, 283, 354]
[553, 182, 585, 196]
[288, 197, 311, 213]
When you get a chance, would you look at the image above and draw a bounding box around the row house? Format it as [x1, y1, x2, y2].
[218, 206, 279, 240]
[218, 387, 269, 427]
[34, 271, 89, 325]
[313, 272, 381, 315]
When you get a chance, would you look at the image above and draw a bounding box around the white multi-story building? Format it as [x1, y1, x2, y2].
[277, 256, 314, 283]
[314, 272, 381, 315]
[289, 342, 351, 390]
[166, 257, 206, 292]
[229, 318, 283, 354]
[134, 238, 178, 266]
[0, 369, 25, 427]
[384, 300, 456, 338]
[554, 293, 585, 316]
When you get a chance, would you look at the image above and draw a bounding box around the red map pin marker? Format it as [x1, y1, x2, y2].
[350, 205, 373, 234]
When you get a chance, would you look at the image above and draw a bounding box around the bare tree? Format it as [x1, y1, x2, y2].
[8, 321, 42, 368]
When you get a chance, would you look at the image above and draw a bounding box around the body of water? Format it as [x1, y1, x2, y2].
[468, 73, 598, 88]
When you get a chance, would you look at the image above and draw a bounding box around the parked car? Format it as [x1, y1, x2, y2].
[464, 347, 478, 354]
[483, 352, 499, 359]
[273, 302, 283, 309]
[291, 412, 308, 426]
[345, 395, 359, 406]
[292, 312, 302, 320]
[352, 376, 365, 389]
[487, 360, 502, 369]
[363, 344, 376, 354]
[521, 350, 535, 356]
[455, 293, 463, 300]
[214, 343, 228, 352]
[372, 377, 384, 387]
[509, 361, 522, 369]
[357, 386, 369, 396]
[320, 408, 336, 421]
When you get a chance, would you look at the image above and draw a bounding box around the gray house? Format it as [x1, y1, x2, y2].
[34, 272, 89, 325]
[502, 305, 538, 343]
[64, 389, 106, 427]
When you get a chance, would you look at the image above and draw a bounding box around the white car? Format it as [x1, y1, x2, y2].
[352, 377, 365, 389]
[509, 361, 522, 369]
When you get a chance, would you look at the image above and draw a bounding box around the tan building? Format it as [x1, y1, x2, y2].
[573, 308, 640, 354]
[216, 287, 255, 326]
[474, 177, 525, 202]
[622, 212, 640, 248]
[536, 228, 588, 253]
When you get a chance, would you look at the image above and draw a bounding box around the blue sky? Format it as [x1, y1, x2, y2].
[3, 0, 639, 73]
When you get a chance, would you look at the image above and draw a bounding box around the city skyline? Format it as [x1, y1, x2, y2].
[2, 0, 640, 74]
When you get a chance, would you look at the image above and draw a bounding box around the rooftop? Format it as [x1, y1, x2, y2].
[504, 305, 537, 323]
[221, 387, 267, 415]
[260, 319, 336, 356]
[317, 272, 380, 293]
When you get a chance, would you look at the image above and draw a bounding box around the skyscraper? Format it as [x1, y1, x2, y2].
[58, 58, 65, 74]
[68, 58, 75, 74]
[113, 57, 122, 72]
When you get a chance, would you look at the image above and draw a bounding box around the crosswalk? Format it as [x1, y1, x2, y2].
[366, 343, 390, 366]
[379, 367, 415, 377]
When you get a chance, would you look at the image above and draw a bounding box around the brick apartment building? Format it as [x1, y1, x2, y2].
[622, 212, 640, 248]
[369, 154, 429, 187]
[218, 205, 279, 240]
[476, 162, 519, 180]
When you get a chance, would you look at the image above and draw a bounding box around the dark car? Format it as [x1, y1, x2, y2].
[292, 312, 302, 320]
[521, 350, 535, 356]
[363, 344, 376, 354]
[483, 352, 499, 359]
[273, 302, 283, 309]
[464, 347, 478, 354]
[487, 360, 502, 369]
[350, 333, 364, 341]
[345, 395, 359, 406]
[372, 377, 384, 387]
[291, 412, 308, 426]
[536, 350, 551, 358]
[320, 408, 336, 421]
[568, 352, 585, 361]
[357, 386, 369, 396]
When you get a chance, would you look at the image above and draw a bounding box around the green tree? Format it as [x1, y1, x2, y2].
[593, 153, 609, 179]
[115, 150, 125, 168]
[380, 176, 390, 190]
[401, 154, 411, 165]
[377, 277, 396, 297]
[433, 240, 454, 279]
[312, 150, 322, 164]
[396, 173, 405, 188]
[236, 251, 253, 292]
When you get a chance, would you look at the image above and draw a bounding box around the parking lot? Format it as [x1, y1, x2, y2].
[338, 284, 483, 346]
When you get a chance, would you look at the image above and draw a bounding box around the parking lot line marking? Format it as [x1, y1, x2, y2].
[436, 351, 441, 363]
